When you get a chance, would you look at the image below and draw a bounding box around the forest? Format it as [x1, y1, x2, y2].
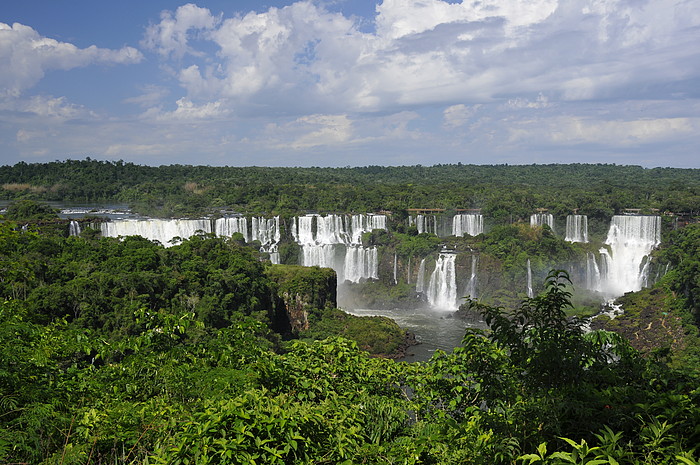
[1, 159, 699, 220]
[1, 160, 700, 464]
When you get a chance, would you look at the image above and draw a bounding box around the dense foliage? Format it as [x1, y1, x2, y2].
[2, 160, 699, 221]
[2, 217, 700, 464]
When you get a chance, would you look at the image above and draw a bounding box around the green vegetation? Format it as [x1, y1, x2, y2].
[1, 214, 700, 463]
[2, 160, 699, 223]
[2, 161, 700, 463]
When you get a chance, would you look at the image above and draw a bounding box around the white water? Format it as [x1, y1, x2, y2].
[466, 254, 478, 298]
[565, 215, 588, 243]
[427, 254, 458, 310]
[599, 215, 660, 297]
[530, 213, 554, 232]
[409, 214, 437, 235]
[251, 217, 281, 264]
[215, 217, 249, 242]
[100, 218, 212, 246]
[416, 258, 426, 293]
[586, 252, 602, 292]
[452, 214, 484, 237]
[69, 220, 81, 237]
[344, 246, 379, 282]
[526, 259, 533, 298]
[294, 214, 386, 283]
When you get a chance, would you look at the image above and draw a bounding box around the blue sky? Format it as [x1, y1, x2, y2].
[1, 0, 699, 168]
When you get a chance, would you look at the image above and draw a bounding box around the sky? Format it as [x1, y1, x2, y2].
[1, 0, 699, 168]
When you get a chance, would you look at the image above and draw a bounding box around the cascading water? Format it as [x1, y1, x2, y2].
[466, 254, 478, 298]
[393, 253, 398, 284]
[565, 215, 588, 243]
[416, 258, 426, 294]
[427, 254, 457, 310]
[344, 246, 379, 282]
[452, 214, 484, 237]
[530, 213, 554, 231]
[215, 217, 248, 242]
[407, 256, 412, 284]
[294, 214, 386, 283]
[586, 252, 602, 292]
[526, 259, 533, 298]
[599, 215, 661, 297]
[251, 217, 281, 264]
[409, 215, 438, 235]
[69, 220, 81, 237]
[100, 218, 212, 247]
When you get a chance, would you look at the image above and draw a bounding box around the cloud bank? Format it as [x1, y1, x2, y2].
[2, 0, 700, 167]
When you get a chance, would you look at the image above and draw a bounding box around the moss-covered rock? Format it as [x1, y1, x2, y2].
[266, 264, 337, 334]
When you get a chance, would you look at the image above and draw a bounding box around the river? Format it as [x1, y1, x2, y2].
[344, 307, 486, 362]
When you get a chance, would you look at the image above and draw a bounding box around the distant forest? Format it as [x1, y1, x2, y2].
[1, 159, 699, 220]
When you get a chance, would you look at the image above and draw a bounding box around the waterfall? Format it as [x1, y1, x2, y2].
[586, 252, 602, 292]
[407, 256, 411, 284]
[526, 259, 533, 298]
[251, 217, 281, 264]
[466, 255, 478, 298]
[530, 213, 554, 232]
[100, 218, 212, 247]
[302, 243, 338, 269]
[416, 258, 426, 293]
[452, 214, 484, 237]
[409, 215, 438, 235]
[565, 215, 588, 243]
[344, 246, 379, 282]
[393, 253, 398, 284]
[215, 217, 248, 242]
[295, 215, 316, 244]
[349, 214, 386, 244]
[295, 213, 387, 283]
[427, 254, 457, 310]
[600, 215, 661, 297]
[69, 220, 81, 237]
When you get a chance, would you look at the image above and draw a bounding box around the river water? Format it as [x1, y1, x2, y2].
[344, 307, 487, 362]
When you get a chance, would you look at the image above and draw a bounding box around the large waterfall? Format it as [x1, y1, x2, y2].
[427, 254, 457, 310]
[452, 214, 484, 237]
[565, 215, 588, 243]
[215, 217, 249, 242]
[100, 219, 212, 246]
[599, 215, 661, 297]
[293, 214, 386, 283]
[530, 213, 554, 231]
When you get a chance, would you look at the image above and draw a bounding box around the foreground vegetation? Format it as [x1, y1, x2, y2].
[1, 214, 700, 463]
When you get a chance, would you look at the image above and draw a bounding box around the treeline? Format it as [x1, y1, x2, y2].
[1, 219, 700, 463]
[2, 159, 699, 219]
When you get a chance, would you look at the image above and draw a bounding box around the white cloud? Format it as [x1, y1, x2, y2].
[0, 22, 142, 98]
[142, 3, 219, 58]
[149, 97, 230, 121]
[443, 104, 481, 128]
[548, 116, 696, 146]
[288, 114, 353, 149]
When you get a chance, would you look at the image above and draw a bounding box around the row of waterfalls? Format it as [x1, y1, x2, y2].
[93, 213, 663, 311]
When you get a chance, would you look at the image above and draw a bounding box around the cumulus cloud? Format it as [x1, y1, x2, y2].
[0, 22, 142, 98]
[142, 3, 220, 58]
[141, 0, 700, 119]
